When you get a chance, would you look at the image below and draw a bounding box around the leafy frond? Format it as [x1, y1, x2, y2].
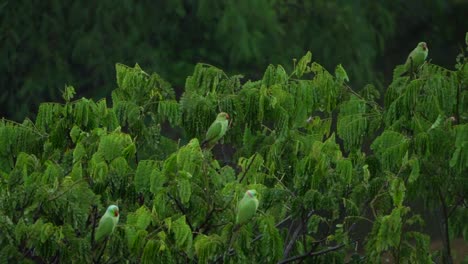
[337, 96, 369, 151]
[0, 120, 44, 172]
[171, 215, 193, 251]
[371, 131, 409, 171]
[194, 234, 223, 263]
[450, 124, 468, 173]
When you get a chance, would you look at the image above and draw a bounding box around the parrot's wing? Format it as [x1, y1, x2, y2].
[404, 50, 416, 70]
[236, 198, 258, 224]
[204, 122, 222, 144]
[405, 49, 426, 71]
[95, 216, 115, 242]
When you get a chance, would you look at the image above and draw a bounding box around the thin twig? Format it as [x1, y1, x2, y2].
[448, 195, 465, 218]
[437, 188, 453, 264]
[195, 206, 215, 235]
[94, 237, 109, 264]
[47, 179, 85, 202]
[238, 153, 258, 183]
[277, 243, 347, 264]
[283, 210, 315, 258]
[283, 219, 303, 258]
[167, 193, 194, 231]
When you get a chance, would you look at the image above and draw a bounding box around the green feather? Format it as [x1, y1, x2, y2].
[403, 42, 429, 74]
[95, 205, 120, 242]
[201, 112, 229, 149]
[236, 190, 259, 225]
[204, 122, 223, 144]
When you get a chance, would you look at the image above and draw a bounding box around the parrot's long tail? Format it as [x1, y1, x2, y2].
[223, 224, 240, 261]
[93, 238, 109, 264]
[201, 140, 214, 150]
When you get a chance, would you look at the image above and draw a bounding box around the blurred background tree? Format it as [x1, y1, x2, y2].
[1, 0, 467, 121]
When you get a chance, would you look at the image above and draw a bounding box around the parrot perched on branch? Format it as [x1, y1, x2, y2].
[94, 205, 120, 243]
[226, 189, 259, 251]
[201, 112, 230, 150]
[236, 189, 259, 225]
[401, 42, 429, 76]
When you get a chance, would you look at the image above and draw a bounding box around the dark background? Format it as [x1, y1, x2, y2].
[1, 0, 467, 121]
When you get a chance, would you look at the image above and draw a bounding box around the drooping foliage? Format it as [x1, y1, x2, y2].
[0, 34, 466, 263]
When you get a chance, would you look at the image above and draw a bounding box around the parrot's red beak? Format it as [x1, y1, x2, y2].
[226, 114, 230, 119]
[422, 43, 427, 50]
[114, 210, 119, 217]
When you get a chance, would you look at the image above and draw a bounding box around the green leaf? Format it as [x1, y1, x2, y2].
[176, 138, 202, 176]
[62, 85, 76, 102]
[389, 177, 406, 207]
[363, 164, 370, 184]
[150, 168, 167, 194]
[335, 64, 349, 83]
[408, 158, 420, 183]
[194, 234, 223, 263]
[407, 232, 431, 263]
[97, 132, 133, 161]
[371, 131, 409, 171]
[172, 216, 193, 251]
[336, 158, 353, 185]
[294, 51, 312, 77]
[135, 206, 152, 230]
[449, 125, 468, 172]
[259, 216, 283, 262]
[141, 239, 158, 263]
[135, 160, 158, 194]
[429, 114, 444, 130]
[177, 173, 192, 205]
[70, 162, 82, 180]
[374, 207, 404, 252]
[337, 96, 368, 151]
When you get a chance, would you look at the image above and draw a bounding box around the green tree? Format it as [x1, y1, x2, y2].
[0, 34, 466, 263]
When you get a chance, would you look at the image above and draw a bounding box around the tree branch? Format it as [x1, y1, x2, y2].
[277, 243, 346, 264]
[283, 210, 315, 258]
[48, 179, 85, 202]
[448, 195, 466, 218]
[238, 153, 258, 183]
[94, 238, 109, 264]
[195, 205, 215, 235]
[437, 187, 453, 264]
[168, 193, 194, 231]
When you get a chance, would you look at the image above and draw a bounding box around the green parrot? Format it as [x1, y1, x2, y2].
[201, 112, 230, 149]
[236, 189, 259, 225]
[401, 42, 429, 75]
[94, 205, 120, 242]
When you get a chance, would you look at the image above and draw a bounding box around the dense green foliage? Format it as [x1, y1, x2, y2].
[2, 0, 467, 121]
[0, 35, 467, 263]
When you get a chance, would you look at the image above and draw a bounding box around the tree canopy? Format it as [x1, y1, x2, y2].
[0, 33, 466, 263]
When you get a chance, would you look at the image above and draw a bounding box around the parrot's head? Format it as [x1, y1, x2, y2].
[217, 112, 230, 120]
[107, 205, 120, 217]
[246, 189, 257, 199]
[417, 42, 428, 51]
